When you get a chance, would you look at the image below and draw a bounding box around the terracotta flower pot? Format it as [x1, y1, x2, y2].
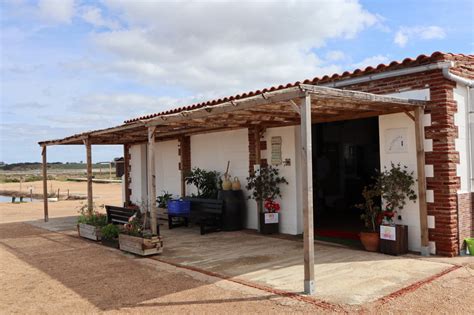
[360, 231, 380, 252]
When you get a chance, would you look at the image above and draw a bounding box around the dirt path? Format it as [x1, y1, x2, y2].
[0, 222, 321, 314]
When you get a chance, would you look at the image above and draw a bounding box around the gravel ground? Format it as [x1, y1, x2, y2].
[0, 181, 472, 314]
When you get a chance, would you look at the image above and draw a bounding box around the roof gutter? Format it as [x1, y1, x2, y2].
[319, 61, 453, 88]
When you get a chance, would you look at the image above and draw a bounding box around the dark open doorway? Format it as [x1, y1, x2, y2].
[313, 117, 380, 242]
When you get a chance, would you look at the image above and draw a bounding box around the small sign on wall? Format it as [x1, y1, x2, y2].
[380, 225, 396, 241]
[271, 136, 282, 165]
[385, 128, 408, 153]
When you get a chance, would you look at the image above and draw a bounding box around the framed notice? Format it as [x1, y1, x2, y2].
[271, 136, 282, 165]
[380, 225, 396, 241]
[264, 213, 279, 224]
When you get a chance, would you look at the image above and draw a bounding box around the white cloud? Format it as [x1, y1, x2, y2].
[37, 0, 75, 23]
[394, 26, 446, 47]
[326, 50, 346, 62]
[84, 0, 377, 93]
[79, 5, 119, 30]
[352, 54, 390, 69]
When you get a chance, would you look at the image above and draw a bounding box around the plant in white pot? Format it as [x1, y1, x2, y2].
[246, 165, 288, 234]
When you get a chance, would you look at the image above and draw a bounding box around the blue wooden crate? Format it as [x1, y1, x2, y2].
[167, 200, 191, 216]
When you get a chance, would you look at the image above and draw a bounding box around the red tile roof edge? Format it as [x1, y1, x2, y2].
[124, 51, 473, 124]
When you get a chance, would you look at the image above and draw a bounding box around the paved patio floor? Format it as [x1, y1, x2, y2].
[28, 217, 455, 305]
[157, 225, 453, 305]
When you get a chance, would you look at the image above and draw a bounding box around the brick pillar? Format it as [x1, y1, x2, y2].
[248, 128, 257, 174]
[179, 136, 191, 197]
[457, 192, 474, 251]
[124, 144, 131, 206]
[425, 75, 460, 256]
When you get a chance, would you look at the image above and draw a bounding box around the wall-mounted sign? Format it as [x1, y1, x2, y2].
[271, 136, 282, 165]
[385, 128, 408, 153]
[380, 225, 396, 241]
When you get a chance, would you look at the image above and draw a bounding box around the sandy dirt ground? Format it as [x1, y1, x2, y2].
[0, 181, 473, 314]
[0, 180, 121, 223]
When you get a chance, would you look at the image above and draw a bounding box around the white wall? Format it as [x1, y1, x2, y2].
[380, 89, 430, 252]
[189, 129, 254, 226]
[154, 140, 181, 198]
[189, 126, 301, 234]
[129, 144, 147, 205]
[454, 84, 472, 192]
[261, 126, 301, 234]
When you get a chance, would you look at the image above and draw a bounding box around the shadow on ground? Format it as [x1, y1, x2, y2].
[0, 222, 281, 311]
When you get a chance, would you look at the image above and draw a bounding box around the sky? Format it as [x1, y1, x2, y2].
[1, 0, 473, 163]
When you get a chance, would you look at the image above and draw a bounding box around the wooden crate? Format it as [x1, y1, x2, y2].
[157, 207, 168, 221]
[119, 234, 163, 256]
[78, 223, 102, 241]
[380, 224, 408, 255]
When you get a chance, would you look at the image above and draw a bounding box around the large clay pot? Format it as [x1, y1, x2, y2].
[360, 231, 380, 252]
[232, 177, 241, 190]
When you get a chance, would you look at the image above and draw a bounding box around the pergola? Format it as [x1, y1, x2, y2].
[39, 84, 429, 294]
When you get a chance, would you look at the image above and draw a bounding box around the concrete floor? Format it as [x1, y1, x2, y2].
[157, 226, 453, 305]
[28, 217, 455, 305]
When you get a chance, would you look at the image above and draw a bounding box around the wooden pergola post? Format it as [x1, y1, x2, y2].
[301, 93, 315, 294]
[148, 127, 158, 235]
[42, 145, 49, 222]
[415, 107, 429, 256]
[124, 144, 131, 206]
[83, 138, 93, 214]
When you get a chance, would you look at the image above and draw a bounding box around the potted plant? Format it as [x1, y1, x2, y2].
[375, 163, 417, 255]
[157, 191, 173, 220]
[100, 223, 120, 248]
[119, 206, 163, 256]
[356, 186, 382, 251]
[77, 203, 107, 241]
[246, 165, 288, 234]
[376, 163, 417, 225]
[185, 167, 221, 198]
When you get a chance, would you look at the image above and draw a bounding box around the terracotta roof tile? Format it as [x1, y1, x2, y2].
[124, 51, 474, 123]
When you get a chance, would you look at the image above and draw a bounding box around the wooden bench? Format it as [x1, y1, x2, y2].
[168, 198, 224, 235]
[105, 205, 136, 225]
[105, 205, 161, 235]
